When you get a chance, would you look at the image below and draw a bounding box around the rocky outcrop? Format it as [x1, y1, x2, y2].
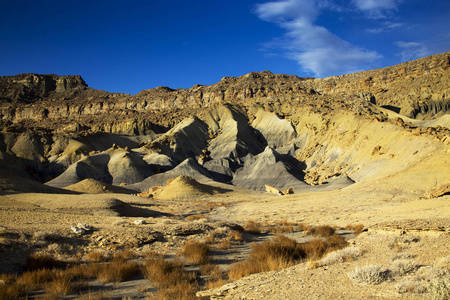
[1, 52, 449, 134]
[0, 73, 87, 104]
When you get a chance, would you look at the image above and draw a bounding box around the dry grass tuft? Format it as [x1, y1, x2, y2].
[244, 220, 261, 234]
[43, 273, 74, 299]
[229, 233, 348, 280]
[85, 250, 107, 262]
[180, 240, 210, 265]
[427, 276, 450, 300]
[97, 259, 140, 283]
[113, 249, 136, 260]
[348, 265, 390, 285]
[78, 290, 112, 300]
[319, 247, 362, 266]
[390, 259, 418, 276]
[25, 252, 61, 271]
[306, 225, 336, 237]
[228, 230, 243, 242]
[143, 257, 198, 299]
[143, 249, 164, 260]
[345, 224, 365, 236]
[200, 264, 226, 289]
[296, 222, 311, 231]
[217, 238, 232, 250]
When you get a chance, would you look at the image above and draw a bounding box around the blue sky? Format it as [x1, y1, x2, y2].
[1, 0, 449, 95]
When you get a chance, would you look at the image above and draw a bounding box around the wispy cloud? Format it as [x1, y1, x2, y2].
[255, 0, 381, 77]
[352, 0, 402, 18]
[366, 21, 404, 34]
[395, 41, 430, 62]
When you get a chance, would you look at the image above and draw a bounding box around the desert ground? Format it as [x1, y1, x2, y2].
[1, 53, 449, 299]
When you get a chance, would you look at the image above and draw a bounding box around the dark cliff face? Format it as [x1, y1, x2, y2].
[0, 73, 87, 104]
[0, 52, 449, 134]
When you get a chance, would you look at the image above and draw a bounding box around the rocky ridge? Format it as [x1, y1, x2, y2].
[0, 52, 449, 196]
[1, 52, 449, 134]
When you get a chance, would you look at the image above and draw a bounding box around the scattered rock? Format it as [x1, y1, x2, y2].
[420, 183, 450, 199]
[71, 226, 86, 235]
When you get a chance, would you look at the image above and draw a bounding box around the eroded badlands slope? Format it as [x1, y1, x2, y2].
[0, 52, 449, 196]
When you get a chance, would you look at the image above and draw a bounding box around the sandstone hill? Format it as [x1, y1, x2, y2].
[0, 52, 449, 299]
[0, 52, 449, 196]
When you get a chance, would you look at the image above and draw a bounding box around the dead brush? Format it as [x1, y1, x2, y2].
[345, 224, 365, 235]
[180, 240, 210, 265]
[216, 238, 232, 250]
[229, 233, 349, 280]
[296, 222, 311, 232]
[229, 235, 302, 280]
[43, 272, 74, 299]
[142, 257, 198, 299]
[244, 220, 262, 234]
[228, 230, 243, 242]
[96, 259, 140, 283]
[150, 279, 199, 300]
[25, 252, 62, 271]
[306, 225, 336, 237]
[200, 264, 226, 289]
[85, 250, 107, 262]
[112, 249, 136, 260]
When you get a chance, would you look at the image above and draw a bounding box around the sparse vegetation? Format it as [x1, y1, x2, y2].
[345, 224, 365, 236]
[348, 265, 390, 285]
[85, 250, 107, 262]
[25, 252, 62, 271]
[96, 259, 140, 283]
[180, 240, 210, 265]
[229, 233, 348, 280]
[427, 276, 450, 300]
[306, 225, 336, 237]
[390, 259, 418, 276]
[319, 247, 363, 266]
[142, 257, 198, 299]
[244, 220, 262, 234]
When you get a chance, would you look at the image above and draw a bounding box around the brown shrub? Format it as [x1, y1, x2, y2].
[228, 230, 243, 242]
[200, 263, 225, 289]
[296, 222, 311, 231]
[229, 233, 348, 280]
[150, 280, 198, 300]
[229, 235, 301, 280]
[78, 290, 112, 300]
[97, 260, 140, 283]
[244, 220, 262, 234]
[65, 263, 103, 280]
[142, 249, 164, 260]
[43, 274, 73, 299]
[113, 249, 136, 260]
[217, 238, 232, 250]
[142, 258, 187, 288]
[180, 240, 210, 265]
[25, 253, 61, 271]
[306, 225, 335, 237]
[85, 250, 107, 262]
[345, 224, 365, 236]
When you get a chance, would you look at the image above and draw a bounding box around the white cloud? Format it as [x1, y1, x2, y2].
[255, 0, 381, 77]
[352, 0, 401, 11]
[396, 41, 430, 62]
[352, 0, 403, 18]
[366, 21, 404, 34]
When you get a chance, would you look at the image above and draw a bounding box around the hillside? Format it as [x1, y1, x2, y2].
[0, 52, 449, 299]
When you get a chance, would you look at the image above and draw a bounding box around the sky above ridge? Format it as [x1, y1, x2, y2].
[1, 0, 449, 95]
